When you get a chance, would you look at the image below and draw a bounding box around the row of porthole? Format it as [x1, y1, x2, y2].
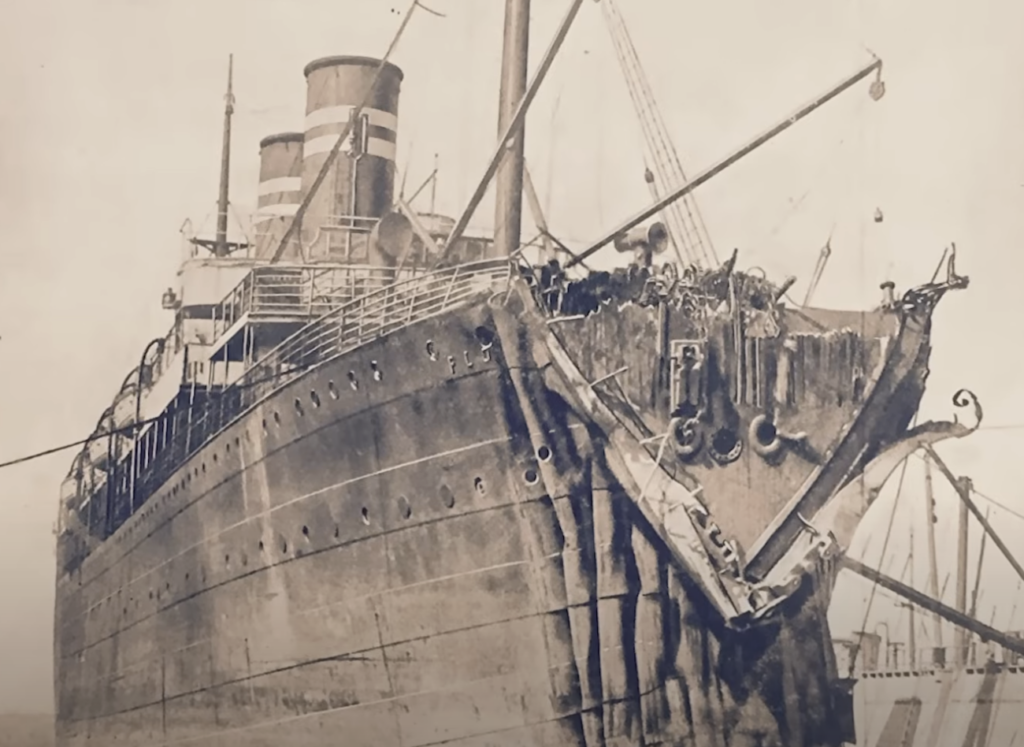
[116, 343, 496, 542]
[102, 476, 491, 617]
[89, 448, 552, 618]
[119, 362, 381, 538]
[117, 365, 355, 540]
[82, 344, 490, 597]
[99, 437, 548, 613]
[268, 341, 499, 428]
[270, 364, 381, 428]
[96, 440, 548, 614]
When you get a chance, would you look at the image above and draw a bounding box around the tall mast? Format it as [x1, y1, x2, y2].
[567, 58, 884, 269]
[215, 54, 235, 258]
[493, 0, 530, 257]
[955, 475, 971, 667]
[908, 527, 916, 669]
[923, 455, 944, 649]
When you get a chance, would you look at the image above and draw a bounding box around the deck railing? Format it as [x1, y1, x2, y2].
[74, 259, 513, 548]
[211, 264, 429, 340]
[222, 258, 511, 415]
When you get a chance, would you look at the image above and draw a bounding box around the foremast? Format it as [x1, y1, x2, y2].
[214, 54, 235, 258]
[493, 0, 530, 258]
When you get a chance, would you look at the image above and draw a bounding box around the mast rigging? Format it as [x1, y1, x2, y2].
[600, 0, 717, 268]
[924, 444, 1024, 589]
[842, 556, 1024, 659]
[567, 57, 885, 269]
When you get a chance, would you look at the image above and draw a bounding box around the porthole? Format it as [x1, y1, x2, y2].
[440, 485, 455, 509]
[474, 326, 495, 347]
[328, 381, 339, 400]
[398, 496, 412, 520]
[361, 507, 370, 525]
[310, 390, 321, 408]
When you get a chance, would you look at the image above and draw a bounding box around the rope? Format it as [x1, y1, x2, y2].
[846, 416, 916, 677]
[0, 416, 167, 471]
[906, 451, 1024, 523]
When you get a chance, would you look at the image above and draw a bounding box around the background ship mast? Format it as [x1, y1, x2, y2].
[923, 455, 945, 649]
[842, 440, 1024, 664]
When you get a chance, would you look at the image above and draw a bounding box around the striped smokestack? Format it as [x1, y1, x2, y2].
[254, 132, 304, 261]
[301, 55, 403, 262]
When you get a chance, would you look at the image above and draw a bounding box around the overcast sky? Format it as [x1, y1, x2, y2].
[1, 0, 1022, 714]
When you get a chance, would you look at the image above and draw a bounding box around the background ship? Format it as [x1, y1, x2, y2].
[831, 447, 1024, 746]
[47, 1, 1019, 745]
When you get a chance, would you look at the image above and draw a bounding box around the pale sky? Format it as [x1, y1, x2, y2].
[1, 0, 1022, 714]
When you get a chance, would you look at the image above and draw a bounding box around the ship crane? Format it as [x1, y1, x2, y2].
[600, 0, 718, 269]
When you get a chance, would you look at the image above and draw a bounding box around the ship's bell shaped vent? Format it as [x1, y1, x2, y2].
[371, 211, 414, 264]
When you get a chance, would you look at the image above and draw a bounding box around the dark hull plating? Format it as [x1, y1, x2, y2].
[53, 302, 847, 746]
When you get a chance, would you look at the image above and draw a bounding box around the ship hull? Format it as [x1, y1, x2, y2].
[54, 293, 856, 747]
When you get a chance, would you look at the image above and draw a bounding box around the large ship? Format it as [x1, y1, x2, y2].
[49, 1, 999, 745]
